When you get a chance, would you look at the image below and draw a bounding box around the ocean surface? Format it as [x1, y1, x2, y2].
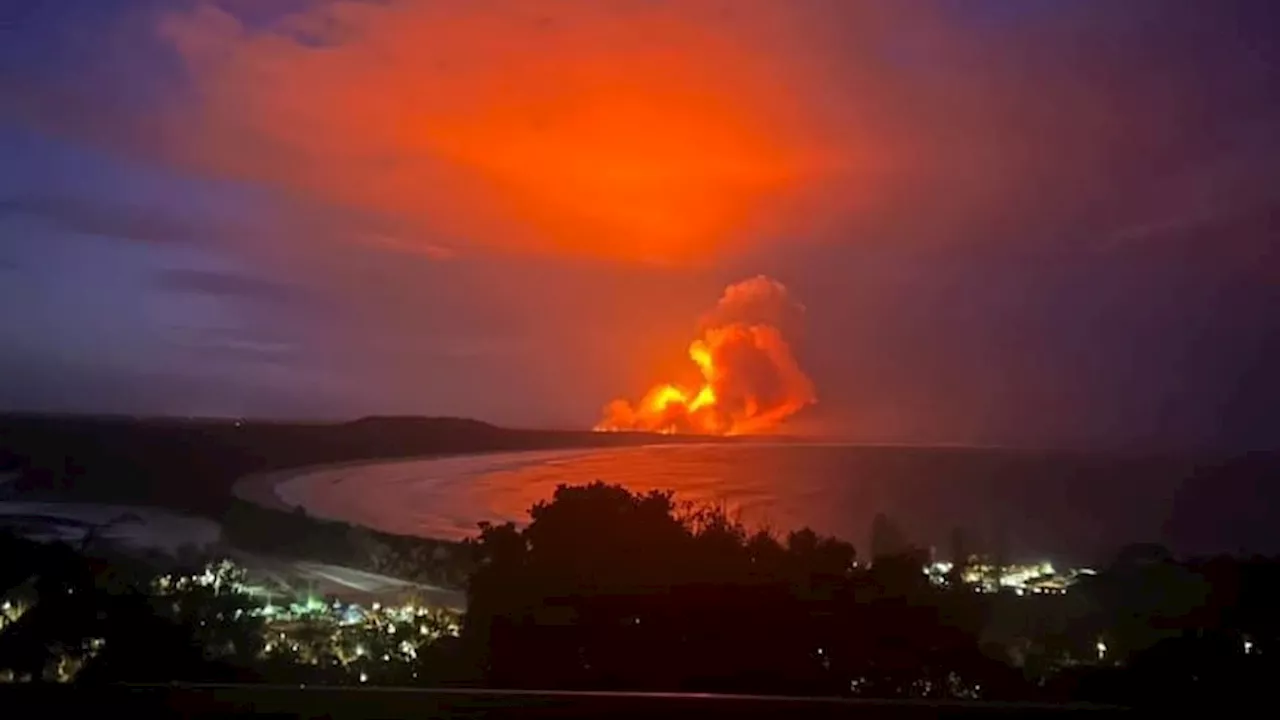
[270, 444, 1280, 564]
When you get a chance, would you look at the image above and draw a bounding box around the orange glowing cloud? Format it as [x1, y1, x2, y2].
[154, 1, 860, 264]
[596, 276, 815, 435]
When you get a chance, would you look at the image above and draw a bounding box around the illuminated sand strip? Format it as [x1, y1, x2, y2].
[237, 443, 804, 544]
[226, 550, 467, 609]
[233, 442, 1202, 563]
[234, 448, 602, 540]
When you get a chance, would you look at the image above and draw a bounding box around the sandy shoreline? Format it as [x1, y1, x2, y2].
[232, 458, 404, 513]
[232, 448, 600, 523]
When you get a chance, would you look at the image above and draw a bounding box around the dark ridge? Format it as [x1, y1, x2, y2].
[343, 415, 502, 431]
[0, 414, 676, 516]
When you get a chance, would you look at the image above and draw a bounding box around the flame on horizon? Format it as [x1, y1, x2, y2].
[595, 276, 816, 436]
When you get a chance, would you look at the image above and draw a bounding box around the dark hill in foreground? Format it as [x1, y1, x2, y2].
[0, 414, 690, 515]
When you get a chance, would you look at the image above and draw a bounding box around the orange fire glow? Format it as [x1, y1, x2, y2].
[154, 1, 841, 265]
[596, 277, 815, 435]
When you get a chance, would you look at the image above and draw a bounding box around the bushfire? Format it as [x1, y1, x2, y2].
[595, 276, 816, 435]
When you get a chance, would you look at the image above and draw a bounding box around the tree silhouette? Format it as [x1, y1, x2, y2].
[870, 512, 909, 562]
[462, 482, 999, 697]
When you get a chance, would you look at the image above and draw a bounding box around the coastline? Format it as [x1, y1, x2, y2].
[231, 458, 403, 513]
[232, 447, 601, 525]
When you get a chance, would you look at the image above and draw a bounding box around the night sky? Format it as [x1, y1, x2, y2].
[1, 0, 1276, 449]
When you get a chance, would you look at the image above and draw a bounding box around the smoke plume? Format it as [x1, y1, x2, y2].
[595, 276, 816, 435]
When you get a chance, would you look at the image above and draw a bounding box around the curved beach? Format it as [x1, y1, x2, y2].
[233, 448, 602, 540]
[223, 443, 1280, 562]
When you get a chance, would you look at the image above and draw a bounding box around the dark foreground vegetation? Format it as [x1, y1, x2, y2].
[3, 481, 1279, 709]
[3, 416, 1279, 708]
[461, 484, 1280, 706]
